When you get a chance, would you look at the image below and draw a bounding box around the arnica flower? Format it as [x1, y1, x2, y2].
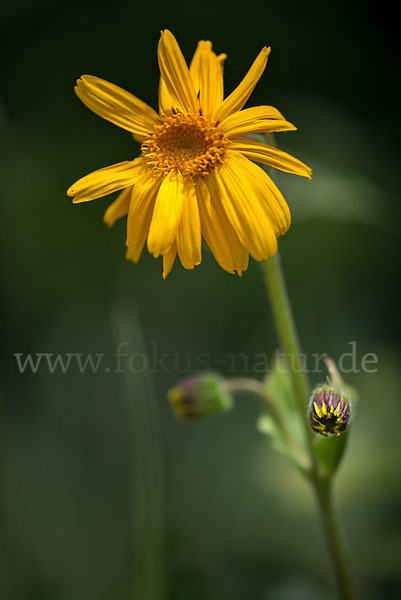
[309, 385, 351, 437]
[67, 30, 311, 278]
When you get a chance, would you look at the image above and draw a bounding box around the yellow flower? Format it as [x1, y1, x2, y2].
[67, 30, 311, 278]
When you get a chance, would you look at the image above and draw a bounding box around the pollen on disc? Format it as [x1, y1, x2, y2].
[142, 113, 228, 177]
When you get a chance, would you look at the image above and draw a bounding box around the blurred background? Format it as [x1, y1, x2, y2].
[1, 0, 400, 598]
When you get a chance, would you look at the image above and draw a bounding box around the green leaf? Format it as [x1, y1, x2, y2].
[257, 357, 311, 473]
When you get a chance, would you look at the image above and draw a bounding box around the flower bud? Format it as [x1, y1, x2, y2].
[309, 385, 351, 436]
[168, 373, 233, 420]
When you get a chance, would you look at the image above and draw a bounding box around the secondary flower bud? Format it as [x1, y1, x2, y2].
[168, 373, 233, 420]
[309, 385, 351, 437]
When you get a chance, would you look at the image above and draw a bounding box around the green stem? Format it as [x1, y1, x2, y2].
[225, 377, 269, 398]
[262, 253, 311, 431]
[315, 478, 356, 600]
[262, 253, 356, 599]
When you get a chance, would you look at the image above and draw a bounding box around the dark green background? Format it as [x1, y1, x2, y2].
[1, 0, 400, 598]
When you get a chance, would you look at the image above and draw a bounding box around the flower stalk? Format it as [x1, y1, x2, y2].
[262, 254, 312, 430]
[262, 253, 356, 599]
[314, 478, 356, 600]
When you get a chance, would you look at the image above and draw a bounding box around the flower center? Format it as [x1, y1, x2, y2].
[141, 112, 228, 177]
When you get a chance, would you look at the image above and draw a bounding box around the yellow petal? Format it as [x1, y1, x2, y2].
[75, 75, 159, 137]
[126, 171, 163, 262]
[163, 242, 177, 278]
[147, 171, 185, 258]
[67, 157, 150, 203]
[198, 45, 223, 117]
[176, 181, 202, 270]
[196, 178, 249, 275]
[260, 170, 292, 234]
[221, 106, 296, 138]
[189, 40, 224, 117]
[230, 137, 312, 179]
[225, 119, 295, 138]
[205, 152, 277, 260]
[189, 40, 212, 95]
[132, 132, 147, 143]
[157, 30, 198, 113]
[158, 76, 173, 115]
[103, 186, 132, 227]
[216, 53, 227, 106]
[216, 47, 270, 122]
[125, 245, 139, 262]
[223, 105, 285, 124]
[229, 153, 291, 236]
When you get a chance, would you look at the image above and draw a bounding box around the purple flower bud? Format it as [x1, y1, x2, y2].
[309, 385, 351, 437]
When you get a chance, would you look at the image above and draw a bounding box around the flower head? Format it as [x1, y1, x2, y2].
[168, 373, 232, 420]
[309, 385, 351, 437]
[67, 30, 311, 277]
